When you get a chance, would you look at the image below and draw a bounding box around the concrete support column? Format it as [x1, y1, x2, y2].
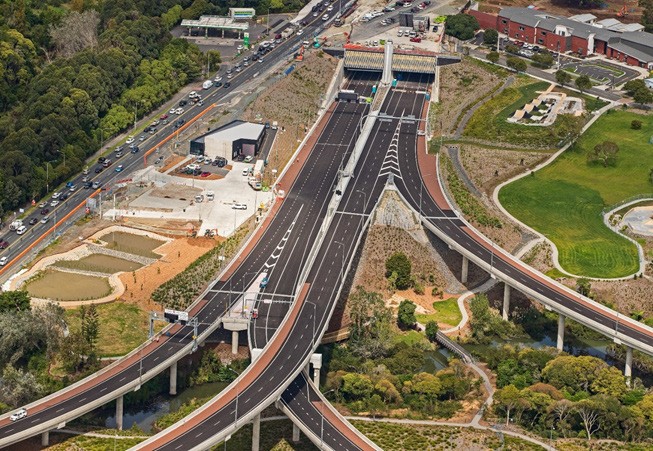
[232, 330, 239, 355]
[625, 346, 633, 387]
[169, 361, 178, 396]
[502, 284, 511, 321]
[556, 314, 565, 351]
[41, 431, 49, 447]
[461, 256, 469, 284]
[381, 40, 394, 85]
[313, 368, 320, 388]
[116, 395, 124, 430]
[252, 413, 261, 451]
[292, 423, 301, 443]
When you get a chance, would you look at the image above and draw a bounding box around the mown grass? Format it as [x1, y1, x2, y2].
[65, 302, 161, 357]
[416, 297, 462, 327]
[499, 109, 653, 278]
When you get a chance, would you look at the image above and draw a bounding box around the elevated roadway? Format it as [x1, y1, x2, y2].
[0, 71, 374, 449]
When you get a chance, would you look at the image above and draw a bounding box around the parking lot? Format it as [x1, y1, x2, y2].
[560, 60, 639, 85]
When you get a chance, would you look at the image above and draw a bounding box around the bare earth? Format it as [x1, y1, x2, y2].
[118, 236, 218, 311]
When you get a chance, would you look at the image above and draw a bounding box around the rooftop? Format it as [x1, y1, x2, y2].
[180, 15, 249, 31]
[193, 120, 265, 144]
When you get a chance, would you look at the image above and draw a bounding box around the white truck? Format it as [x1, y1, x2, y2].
[281, 27, 294, 39]
[9, 220, 23, 231]
[202, 80, 213, 90]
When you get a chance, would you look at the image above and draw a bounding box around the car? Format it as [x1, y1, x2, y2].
[61, 193, 69, 201]
[98, 157, 106, 164]
[103, 159, 112, 167]
[29, 218, 38, 225]
[189, 91, 198, 98]
[244, 155, 253, 163]
[200, 171, 211, 177]
[162, 119, 169, 125]
[313, 11, 319, 16]
[143, 126, 152, 133]
[243, 61, 249, 67]
[40, 208, 49, 215]
[226, 68, 232, 74]
[160, 114, 169, 120]
[51, 192, 61, 200]
[259, 276, 269, 289]
[139, 135, 147, 141]
[327, 4, 334, 10]
[227, 72, 233, 79]
[92, 181, 101, 189]
[50, 200, 59, 207]
[169, 107, 177, 114]
[38, 202, 47, 208]
[381, 20, 388, 25]
[115, 165, 124, 172]
[179, 99, 188, 107]
[397, 30, 403, 37]
[224, 82, 231, 88]
[126, 136, 135, 144]
[235, 66, 242, 72]
[0, 256, 8, 267]
[114, 146, 124, 153]
[215, 81, 223, 88]
[237, 154, 245, 162]
[258, 57, 264, 63]
[176, 108, 184, 115]
[83, 182, 93, 189]
[131, 146, 140, 153]
[69, 183, 77, 192]
[251, 308, 258, 319]
[214, 75, 223, 82]
[322, 14, 329, 21]
[410, 36, 422, 43]
[95, 166, 103, 173]
[0, 241, 9, 249]
[40, 216, 50, 224]
[16, 226, 27, 235]
[232, 203, 247, 210]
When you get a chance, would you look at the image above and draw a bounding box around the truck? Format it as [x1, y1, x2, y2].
[9, 220, 23, 231]
[281, 27, 294, 39]
[202, 80, 213, 90]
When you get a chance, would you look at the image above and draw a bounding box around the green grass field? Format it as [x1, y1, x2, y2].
[416, 298, 462, 327]
[499, 110, 653, 278]
[464, 78, 606, 148]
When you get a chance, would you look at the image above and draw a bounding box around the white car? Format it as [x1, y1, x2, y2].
[9, 408, 26, 421]
[176, 108, 184, 115]
[244, 155, 253, 163]
[51, 192, 61, 199]
[169, 107, 176, 114]
[189, 91, 198, 98]
[322, 14, 329, 21]
[327, 5, 334, 10]
[0, 257, 8, 267]
[397, 30, 403, 37]
[126, 136, 135, 144]
[50, 200, 59, 207]
[296, 29, 304, 36]
[232, 203, 247, 210]
[214, 75, 223, 82]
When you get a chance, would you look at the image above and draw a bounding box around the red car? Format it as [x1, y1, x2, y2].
[160, 114, 169, 120]
[410, 36, 422, 43]
[200, 172, 211, 177]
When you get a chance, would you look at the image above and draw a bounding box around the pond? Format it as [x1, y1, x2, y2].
[53, 254, 143, 274]
[104, 381, 229, 433]
[25, 269, 111, 301]
[99, 231, 165, 258]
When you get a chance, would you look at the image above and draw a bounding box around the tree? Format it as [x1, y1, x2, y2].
[634, 87, 653, 105]
[366, 394, 385, 418]
[0, 365, 44, 408]
[624, 79, 647, 96]
[412, 372, 442, 410]
[588, 141, 619, 167]
[375, 378, 402, 404]
[505, 44, 520, 54]
[487, 51, 500, 64]
[161, 5, 183, 31]
[341, 373, 374, 401]
[49, 10, 100, 58]
[575, 74, 592, 93]
[632, 120, 643, 130]
[0, 290, 31, 313]
[506, 56, 527, 72]
[494, 384, 522, 425]
[385, 252, 412, 290]
[444, 14, 479, 41]
[347, 287, 393, 358]
[425, 320, 439, 342]
[483, 29, 499, 46]
[542, 355, 607, 395]
[576, 278, 591, 297]
[575, 398, 602, 441]
[82, 303, 99, 352]
[531, 52, 554, 68]
[591, 366, 627, 398]
[556, 69, 572, 86]
[397, 300, 416, 329]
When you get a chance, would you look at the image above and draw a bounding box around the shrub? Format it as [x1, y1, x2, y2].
[632, 119, 643, 130]
[385, 252, 412, 290]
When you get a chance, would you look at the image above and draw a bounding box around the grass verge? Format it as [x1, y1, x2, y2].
[499, 109, 651, 278]
[416, 297, 462, 327]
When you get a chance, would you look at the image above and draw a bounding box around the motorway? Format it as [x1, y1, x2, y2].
[132, 74, 432, 450]
[0, 9, 330, 284]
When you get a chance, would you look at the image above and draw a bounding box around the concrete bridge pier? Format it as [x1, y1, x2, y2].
[310, 353, 323, 388]
[116, 395, 124, 430]
[625, 346, 633, 386]
[292, 423, 301, 443]
[502, 284, 511, 321]
[252, 413, 261, 451]
[557, 314, 565, 351]
[232, 330, 239, 354]
[41, 431, 49, 447]
[461, 256, 469, 284]
[169, 361, 178, 396]
[222, 318, 248, 355]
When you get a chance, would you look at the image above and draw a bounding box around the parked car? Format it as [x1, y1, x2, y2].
[200, 171, 211, 177]
[232, 203, 247, 210]
[244, 155, 253, 163]
[410, 36, 422, 43]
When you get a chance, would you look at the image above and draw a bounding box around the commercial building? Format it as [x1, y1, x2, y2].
[190, 120, 266, 160]
[468, 6, 653, 68]
[229, 8, 256, 20]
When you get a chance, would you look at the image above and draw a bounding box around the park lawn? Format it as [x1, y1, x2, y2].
[499, 109, 653, 278]
[416, 297, 462, 327]
[65, 302, 162, 357]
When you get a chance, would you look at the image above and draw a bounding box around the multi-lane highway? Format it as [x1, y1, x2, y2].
[0, 11, 329, 283]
